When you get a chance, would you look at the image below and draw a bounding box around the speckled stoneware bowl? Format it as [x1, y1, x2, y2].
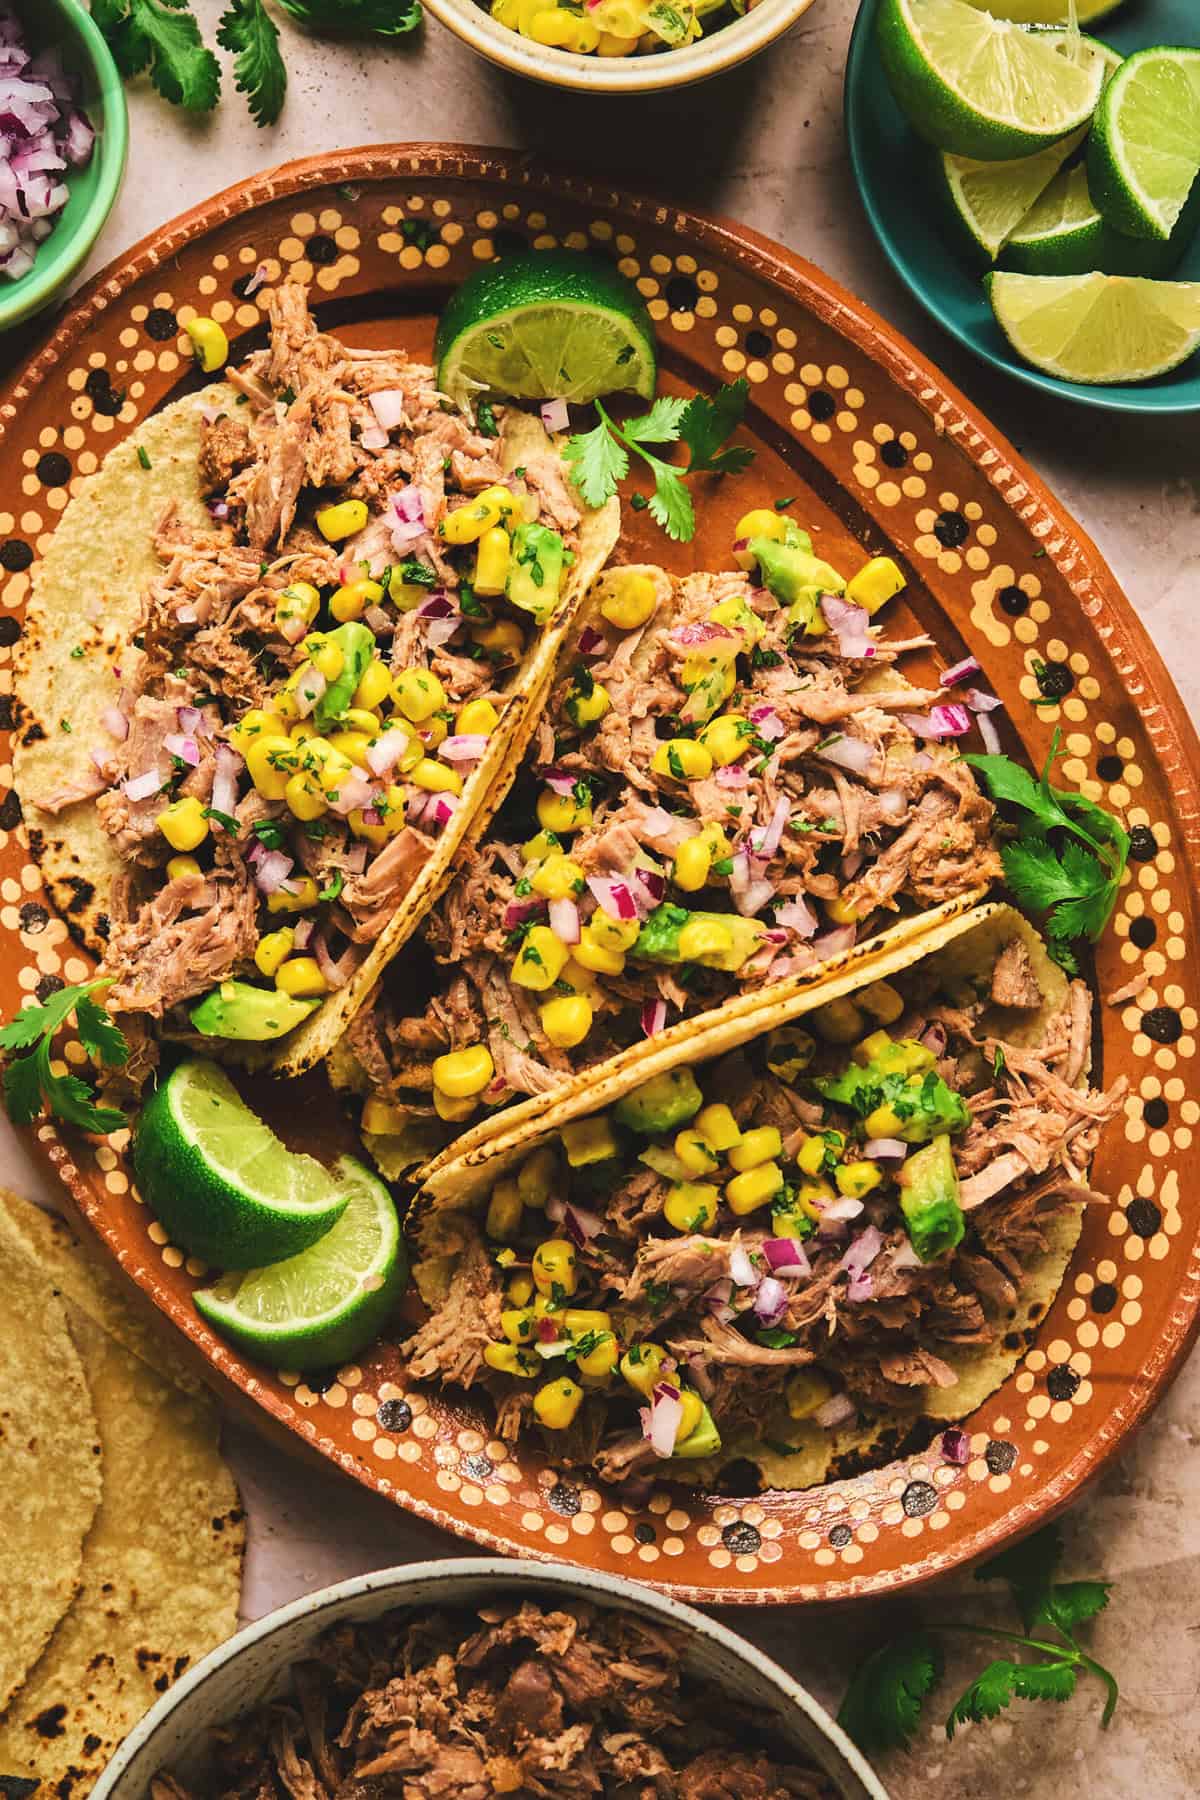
[421, 0, 818, 92]
[90, 1560, 890, 1800]
[4, 146, 1200, 1604]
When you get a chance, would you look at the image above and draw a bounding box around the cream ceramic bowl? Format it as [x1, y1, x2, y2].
[422, 0, 819, 92]
[92, 1558, 889, 1799]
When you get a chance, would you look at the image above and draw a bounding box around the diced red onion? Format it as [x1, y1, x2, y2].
[326, 772, 377, 817]
[162, 732, 199, 767]
[749, 703, 785, 742]
[730, 850, 776, 918]
[212, 745, 243, 819]
[821, 595, 876, 659]
[749, 795, 791, 860]
[942, 655, 981, 687]
[122, 769, 163, 803]
[365, 730, 411, 778]
[729, 1245, 759, 1289]
[0, 29, 94, 283]
[312, 932, 362, 990]
[877, 787, 908, 822]
[668, 621, 738, 649]
[640, 806, 679, 839]
[841, 850, 865, 881]
[176, 704, 207, 736]
[976, 711, 1002, 755]
[753, 1276, 788, 1326]
[360, 808, 383, 827]
[576, 625, 606, 659]
[641, 998, 667, 1038]
[175, 605, 198, 626]
[359, 424, 389, 453]
[253, 850, 295, 895]
[965, 687, 1003, 714]
[563, 1201, 602, 1245]
[586, 874, 638, 922]
[941, 1426, 971, 1465]
[704, 1277, 733, 1312]
[537, 1336, 571, 1360]
[292, 918, 314, 950]
[762, 1237, 811, 1276]
[540, 398, 570, 434]
[549, 896, 580, 944]
[369, 389, 408, 431]
[439, 733, 489, 763]
[816, 735, 877, 776]
[427, 793, 458, 829]
[919, 1021, 947, 1055]
[541, 766, 578, 799]
[102, 707, 129, 742]
[899, 704, 971, 740]
[89, 747, 115, 776]
[813, 923, 857, 959]
[291, 667, 327, 719]
[823, 1196, 865, 1223]
[503, 895, 546, 929]
[715, 762, 748, 789]
[631, 865, 666, 908]
[863, 1137, 907, 1161]
[840, 1224, 884, 1287]
[646, 1384, 684, 1458]
[243, 262, 269, 298]
[419, 596, 461, 650]
[814, 1392, 856, 1429]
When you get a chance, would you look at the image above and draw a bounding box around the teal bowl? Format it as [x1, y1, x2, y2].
[845, 0, 1200, 413]
[0, 0, 129, 332]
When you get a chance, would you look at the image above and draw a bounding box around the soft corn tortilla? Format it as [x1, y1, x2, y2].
[410, 903, 1088, 1493]
[0, 1197, 243, 1791]
[13, 399, 619, 1078]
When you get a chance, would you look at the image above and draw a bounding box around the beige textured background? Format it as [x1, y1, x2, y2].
[1, 0, 1197, 1789]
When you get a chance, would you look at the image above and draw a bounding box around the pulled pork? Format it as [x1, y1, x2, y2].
[153, 1601, 835, 1799]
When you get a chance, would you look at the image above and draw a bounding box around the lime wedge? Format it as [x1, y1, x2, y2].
[1002, 163, 1194, 274]
[436, 250, 656, 411]
[877, 0, 1110, 160]
[987, 270, 1200, 382]
[938, 128, 1087, 259]
[1087, 46, 1200, 241]
[132, 1058, 348, 1269]
[962, 0, 1124, 20]
[194, 1157, 405, 1371]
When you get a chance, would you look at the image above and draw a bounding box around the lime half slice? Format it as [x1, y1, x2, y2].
[962, 0, 1125, 21]
[132, 1058, 348, 1269]
[1003, 163, 1193, 275]
[987, 270, 1200, 383]
[194, 1157, 405, 1371]
[1088, 46, 1200, 241]
[938, 128, 1086, 260]
[877, 0, 1110, 160]
[436, 250, 656, 410]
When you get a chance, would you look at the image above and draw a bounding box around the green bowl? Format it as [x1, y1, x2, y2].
[0, 0, 129, 332]
[845, 0, 1200, 414]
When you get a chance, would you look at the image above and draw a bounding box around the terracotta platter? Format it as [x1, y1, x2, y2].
[2, 146, 1198, 1603]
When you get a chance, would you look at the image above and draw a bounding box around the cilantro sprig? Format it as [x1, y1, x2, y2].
[964, 730, 1128, 959]
[0, 981, 130, 1136]
[217, 0, 288, 126]
[838, 1527, 1117, 1754]
[93, 0, 222, 112]
[564, 380, 755, 543]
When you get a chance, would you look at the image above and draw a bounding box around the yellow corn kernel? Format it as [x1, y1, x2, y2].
[287, 718, 315, 741]
[540, 993, 593, 1049]
[329, 578, 383, 623]
[824, 896, 863, 927]
[433, 1088, 477, 1123]
[419, 714, 449, 751]
[672, 835, 712, 893]
[326, 729, 373, 768]
[587, 908, 639, 952]
[471, 526, 511, 596]
[698, 714, 751, 767]
[735, 507, 786, 544]
[457, 697, 500, 735]
[766, 1026, 816, 1081]
[484, 1342, 537, 1376]
[184, 315, 228, 373]
[506, 1273, 535, 1307]
[854, 1028, 895, 1067]
[836, 1160, 884, 1200]
[664, 1181, 720, 1233]
[560, 1114, 618, 1167]
[165, 854, 202, 882]
[284, 771, 329, 823]
[512, 924, 569, 992]
[785, 1369, 833, 1421]
[532, 1238, 577, 1297]
[812, 996, 866, 1043]
[529, 853, 585, 901]
[349, 785, 406, 847]
[858, 980, 905, 1025]
[301, 636, 345, 684]
[492, 0, 522, 31]
[276, 956, 329, 998]
[440, 497, 501, 545]
[523, 829, 561, 863]
[477, 483, 518, 519]
[486, 1177, 523, 1242]
[274, 690, 301, 723]
[517, 1145, 557, 1209]
[726, 1161, 784, 1215]
[501, 1306, 536, 1344]
[561, 14, 600, 48]
[316, 499, 368, 542]
[675, 1389, 705, 1444]
[303, 738, 353, 794]
[564, 1309, 612, 1336]
[560, 958, 602, 1002]
[433, 1044, 495, 1098]
[533, 1377, 583, 1429]
[342, 709, 382, 735]
[266, 874, 319, 914]
[156, 796, 208, 853]
[696, 1103, 742, 1153]
[566, 678, 610, 728]
[864, 1102, 907, 1140]
[410, 758, 463, 796]
[536, 788, 593, 834]
[571, 925, 625, 977]
[728, 1125, 783, 1172]
[275, 581, 321, 635]
[528, 6, 576, 42]
[231, 708, 288, 752]
[796, 1177, 836, 1220]
[392, 668, 445, 723]
[674, 1130, 721, 1176]
[599, 570, 658, 630]
[595, 27, 637, 50]
[473, 618, 524, 660]
[676, 918, 734, 963]
[254, 927, 295, 978]
[361, 1096, 418, 1136]
[575, 1330, 618, 1380]
[846, 555, 906, 616]
[651, 737, 713, 782]
[797, 1131, 842, 1177]
[620, 1343, 665, 1395]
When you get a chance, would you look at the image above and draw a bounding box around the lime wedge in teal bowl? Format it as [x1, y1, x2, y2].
[845, 0, 1200, 412]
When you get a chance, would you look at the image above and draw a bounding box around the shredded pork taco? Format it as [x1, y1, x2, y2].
[339, 514, 1001, 1167]
[13, 285, 618, 1089]
[401, 906, 1123, 1492]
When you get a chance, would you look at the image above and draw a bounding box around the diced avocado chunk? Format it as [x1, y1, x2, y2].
[613, 1069, 703, 1136]
[898, 1133, 965, 1263]
[559, 1114, 619, 1167]
[188, 980, 320, 1041]
[670, 1399, 722, 1461]
[814, 1062, 969, 1144]
[639, 1144, 693, 1182]
[750, 534, 845, 609]
[632, 904, 764, 972]
[507, 522, 565, 623]
[315, 621, 375, 728]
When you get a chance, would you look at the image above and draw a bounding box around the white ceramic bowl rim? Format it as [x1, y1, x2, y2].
[92, 1557, 889, 1800]
[421, 0, 818, 92]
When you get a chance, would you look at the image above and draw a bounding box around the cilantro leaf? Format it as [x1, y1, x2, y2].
[976, 1526, 1065, 1632]
[217, 0, 287, 126]
[643, 454, 694, 543]
[1011, 1660, 1079, 1704]
[563, 418, 628, 509]
[74, 994, 131, 1068]
[622, 395, 688, 444]
[678, 378, 749, 469]
[946, 1658, 1078, 1738]
[2, 1051, 45, 1128]
[0, 981, 129, 1135]
[0, 981, 116, 1056]
[1042, 1581, 1112, 1634]
[44, 1069, 128, 1137]
[837, 1631, 942, 1753]
[274, 0, 421, 32]
[96, 0, 222, 111]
